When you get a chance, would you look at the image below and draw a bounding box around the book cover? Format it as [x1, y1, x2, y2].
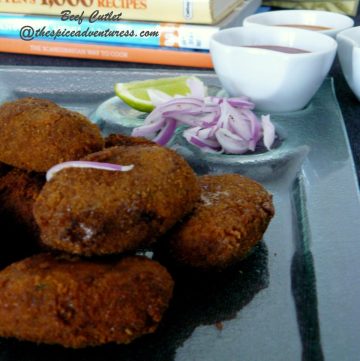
[0, 0, 244, 24]
[0, 37, 213, 67]
[263, 0, 359, 16]
[0, 0, 260, 50]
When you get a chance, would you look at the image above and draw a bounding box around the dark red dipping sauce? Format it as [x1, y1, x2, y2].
[243, 45, 310, 54]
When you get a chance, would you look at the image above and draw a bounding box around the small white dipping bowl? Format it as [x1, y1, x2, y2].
[243, 10, 354, 38]
[337, 26, 360, 101]
[210, 26, 337, 112]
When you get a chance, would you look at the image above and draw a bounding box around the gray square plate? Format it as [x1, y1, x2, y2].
[0, 66, 359, 361]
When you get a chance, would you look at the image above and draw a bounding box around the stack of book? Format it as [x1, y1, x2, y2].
[0, 0, 261, 67]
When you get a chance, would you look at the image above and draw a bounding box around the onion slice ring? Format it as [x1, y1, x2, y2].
[131, 95, 276, 154]
[46, 161, 134, 182]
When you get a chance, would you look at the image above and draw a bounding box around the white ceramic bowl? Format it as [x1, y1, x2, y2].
[210, 26, 337, 112]
[337, 27, 360, 101]
[243, 10, 354, 38]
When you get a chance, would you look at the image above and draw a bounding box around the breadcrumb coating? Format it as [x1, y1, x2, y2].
[165, 174, 274, 269]
[0, 253, 174, 348]
[0, 97, 104, 172]
[34, 145, 200, 256]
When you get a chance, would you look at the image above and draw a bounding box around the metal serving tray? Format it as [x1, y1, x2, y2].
[0, 66, 359, 361]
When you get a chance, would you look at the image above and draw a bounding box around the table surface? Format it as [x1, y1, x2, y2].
[0, 9, 359, 185]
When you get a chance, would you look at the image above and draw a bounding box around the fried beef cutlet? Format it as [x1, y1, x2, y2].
[0, 253, 174, 348]
[104, 133, 156, 148]
[0, 168, 45, 238]
[0, 168, 46, 261]
[33, 145, 201, 256]
[0, 97, 104, 172]
[163, 174, 274, 269]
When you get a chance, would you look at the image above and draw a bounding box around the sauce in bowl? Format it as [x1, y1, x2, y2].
[276, 24, 333, 31]
[243, 45, 310, 54]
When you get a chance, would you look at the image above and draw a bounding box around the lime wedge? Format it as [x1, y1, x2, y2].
[114, 76, 203, 112]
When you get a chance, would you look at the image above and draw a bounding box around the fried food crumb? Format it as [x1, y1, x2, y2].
[165, 174, 274, 269]
[0, 253, 174, 348]
[0, 97, 104, 172]
[34, 145, 200, 256]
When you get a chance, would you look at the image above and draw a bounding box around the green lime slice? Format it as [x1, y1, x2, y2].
[114, 76, 203, 112]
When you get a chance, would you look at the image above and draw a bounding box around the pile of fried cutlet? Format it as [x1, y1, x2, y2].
[0, 98, 274, 348]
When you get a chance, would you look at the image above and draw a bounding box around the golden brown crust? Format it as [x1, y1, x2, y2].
[165, 174, 274, 269]
[0, 97, 104, 172]
[104, 134, 156, 148]
[0, 168, 45, 249]
[34, 145, 201, 256]
[0, 168, 45, 234]
[0, 253, 174, 348]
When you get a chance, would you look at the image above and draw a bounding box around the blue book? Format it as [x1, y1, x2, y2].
[0, 0, 261, 50]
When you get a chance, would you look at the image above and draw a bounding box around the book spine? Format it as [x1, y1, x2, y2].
[0, 37, 213, 68]
[0, 0, 230, 24]
[0, 14, 219, 50]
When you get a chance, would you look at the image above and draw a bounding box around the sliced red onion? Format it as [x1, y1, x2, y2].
[158, 97, 204, 108]
[262, 114, 275, 150]
[147, 88, 172, 106]
[162, 114, 199, 127]
[202, 103, 222, 112]
[131, 94, 276, 154]
[133, 96, 215, 141]
[46, 161, 134, 182]
[247, 139, 257, 152]
[215, 128, 252, 154]
[144, 97, 204, 125]
[145, 78, 207, 108]
[196, 126, 218, 140]
[184, 127, 220, 150]
[206, 96, 254, 110]
[163, 111, 218, 127]
[188, 137, 222, 152]
[227, 97, 255, 110]
[132, 118, 165, 137]
[208, 124, 219, 138]
[183, 127, 220, 149]
[205, 97, 223, 105]
[219, 101, 252, 140]
[187, 76, 207, 98]
[250, 110, 262, 143]
[229, 117, 249, 140]
[153, 118, 177, 146]
[217, 101, 230, 130]
[163, 104, 218, 117]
